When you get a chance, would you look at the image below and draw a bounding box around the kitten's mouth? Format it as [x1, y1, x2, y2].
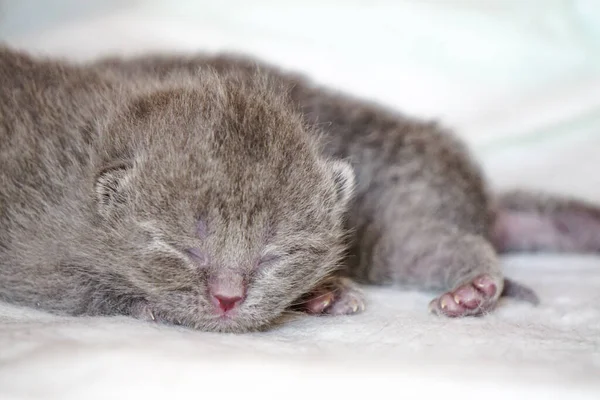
[214, 309, 238, 320]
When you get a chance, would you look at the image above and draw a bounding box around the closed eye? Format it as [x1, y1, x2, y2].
[184, 247, 208, 266]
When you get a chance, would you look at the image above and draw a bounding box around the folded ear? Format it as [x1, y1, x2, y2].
[95, 163, 133, 217]
[329, 160, 356, 210]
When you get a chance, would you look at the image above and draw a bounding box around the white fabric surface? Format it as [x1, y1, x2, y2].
[1, 1, 599, 399]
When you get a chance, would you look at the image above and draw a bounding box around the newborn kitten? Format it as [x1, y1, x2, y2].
[0, 47, 357, 332]
[2, 47, 599, 330]
[97, 52, 600, 317]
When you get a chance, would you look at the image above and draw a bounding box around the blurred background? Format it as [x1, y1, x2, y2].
[1, 0, 599, 196]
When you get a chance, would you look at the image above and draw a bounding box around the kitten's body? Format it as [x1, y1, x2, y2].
[1, 48, 599, 327]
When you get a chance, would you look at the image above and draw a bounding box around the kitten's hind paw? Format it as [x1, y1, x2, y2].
[428, 274, 500, 317]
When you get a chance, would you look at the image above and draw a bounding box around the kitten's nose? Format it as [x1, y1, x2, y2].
[209, 272, 246, 314]
[214, 294, 242, 313]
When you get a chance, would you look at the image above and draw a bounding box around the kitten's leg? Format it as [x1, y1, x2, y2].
[295, 276, 366, 315]
[353, 217, 503, 317]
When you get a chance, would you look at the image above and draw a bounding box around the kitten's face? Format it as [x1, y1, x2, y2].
[92, 84, 354, 332]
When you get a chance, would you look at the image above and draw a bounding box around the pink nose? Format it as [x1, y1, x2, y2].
[214, 295, 242, 313]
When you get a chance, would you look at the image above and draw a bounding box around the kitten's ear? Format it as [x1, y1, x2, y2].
[95, 163, 133, 217]
[329, 160, 356, 210]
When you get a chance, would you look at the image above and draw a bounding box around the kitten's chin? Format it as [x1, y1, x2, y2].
[146, 302, 286, 333]
[176, 309, 280, 333]
[198, 316, 272, 333]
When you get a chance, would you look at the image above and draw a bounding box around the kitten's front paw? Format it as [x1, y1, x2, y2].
[428, 274, 500, 317]
[299, 277, 366, 315]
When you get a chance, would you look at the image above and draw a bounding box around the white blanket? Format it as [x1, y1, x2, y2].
[1, 1, 599, 399]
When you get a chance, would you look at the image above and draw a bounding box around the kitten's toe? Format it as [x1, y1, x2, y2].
[300, 277, 365, 315]
[428, 274, 500, 317]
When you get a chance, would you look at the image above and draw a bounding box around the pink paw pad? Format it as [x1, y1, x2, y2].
[429, 274, 499, 318]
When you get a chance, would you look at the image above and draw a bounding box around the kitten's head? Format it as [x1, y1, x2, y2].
[90, 72, 354, 332]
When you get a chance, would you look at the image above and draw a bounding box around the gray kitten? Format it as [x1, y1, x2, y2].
[2, 48, 599, 332]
